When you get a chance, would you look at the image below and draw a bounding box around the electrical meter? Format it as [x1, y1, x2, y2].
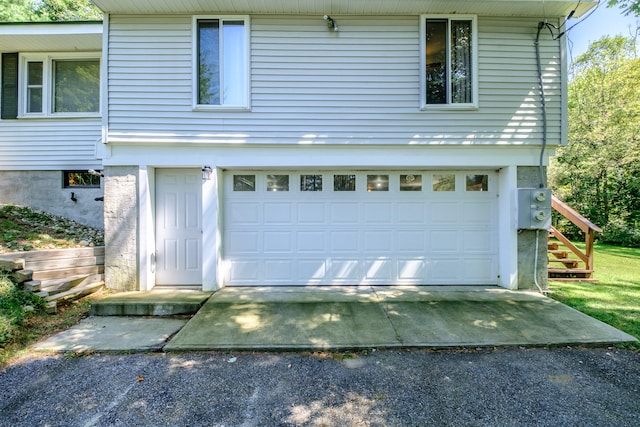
[517, 188, 552, 230]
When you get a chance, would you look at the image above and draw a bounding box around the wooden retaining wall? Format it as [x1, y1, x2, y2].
[0, 246, 105, 312]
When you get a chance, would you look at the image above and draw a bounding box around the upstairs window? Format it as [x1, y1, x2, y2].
[195, 16, 249, 109]
[20, 54, 100, 117]
[421, 16, 477, 108]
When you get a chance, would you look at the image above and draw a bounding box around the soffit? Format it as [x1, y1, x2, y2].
[91, 0, 596, 18]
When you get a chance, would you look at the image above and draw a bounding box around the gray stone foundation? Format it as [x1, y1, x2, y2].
[0, 170, 104, 229]
[517, 166, 549, 290]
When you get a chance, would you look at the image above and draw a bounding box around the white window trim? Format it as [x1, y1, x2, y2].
[419, 14, 478, 110]
[18, 52, 101, 119]
[192, 15, 251, 112]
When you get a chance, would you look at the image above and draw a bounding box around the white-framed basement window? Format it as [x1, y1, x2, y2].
[193, 16, 250, 110]
[19, 53, 100, 118]
[420, 15, 478, 109]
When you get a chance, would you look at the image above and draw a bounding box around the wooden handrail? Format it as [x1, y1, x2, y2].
[550, 226, 589, 265]
[551, 196, 603, 234]
[550, 196, 602, 280]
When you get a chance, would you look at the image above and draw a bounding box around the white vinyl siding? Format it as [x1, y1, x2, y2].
[106, 15, 561, 146]
[0, 120, 101, 170]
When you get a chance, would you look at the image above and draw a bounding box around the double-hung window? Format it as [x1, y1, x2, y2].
[20, 53, 100, 117]
[420, 15, 477, 109]
[194, 16, 249, 109]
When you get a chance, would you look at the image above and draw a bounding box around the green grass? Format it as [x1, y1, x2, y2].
[549, 243, 640, 350]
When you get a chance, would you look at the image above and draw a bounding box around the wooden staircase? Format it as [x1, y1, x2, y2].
[548, 196, 602, 281]
[0, 247, 105, 310]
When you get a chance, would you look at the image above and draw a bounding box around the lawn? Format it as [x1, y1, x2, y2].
[548, 243, 640, 349]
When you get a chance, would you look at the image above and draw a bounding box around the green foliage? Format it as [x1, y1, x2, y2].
[608, 0, 640, 16]
[0, 272, 45, 346]
[550, 33, 640, 247]
[0, 0, 101, 22]
[600, 217, 640, 247]
[37, 0, 102, 22]
[0, 0, 40, 21]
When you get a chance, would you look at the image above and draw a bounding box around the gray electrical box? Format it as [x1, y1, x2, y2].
[517, 188, 552, 230]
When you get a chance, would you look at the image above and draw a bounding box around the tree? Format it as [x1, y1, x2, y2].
[0, 0, 101, 22]
[0, 0, 41, 21]
[608, 0, 640, 16]
[38, 0, 102, 21]
[549, 33, 640, 246]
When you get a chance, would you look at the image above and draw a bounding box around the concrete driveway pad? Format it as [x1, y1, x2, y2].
[165, 286, 637, 351]
[34, 317, 188, 352]
[166, 301, 397, 350]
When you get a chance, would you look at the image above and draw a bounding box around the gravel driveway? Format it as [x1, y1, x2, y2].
[1, 347, 639, 426]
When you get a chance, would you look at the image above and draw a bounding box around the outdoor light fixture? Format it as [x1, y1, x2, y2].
[202, 165, 212, 180]
[323, 15, 339, 31]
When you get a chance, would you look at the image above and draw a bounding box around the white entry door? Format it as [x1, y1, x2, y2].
[155, 169, 202, 286]
[223, 171, 499, 286]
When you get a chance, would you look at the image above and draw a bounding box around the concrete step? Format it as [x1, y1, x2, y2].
[91, 290, 213, 316]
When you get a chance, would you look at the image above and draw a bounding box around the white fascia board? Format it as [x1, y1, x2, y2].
[102, 144, 554, 169]
[0, 22, 102, 36]
[0, 22, 102, 52]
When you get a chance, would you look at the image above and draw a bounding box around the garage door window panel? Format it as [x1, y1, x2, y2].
[300, 175, 323, 191]
[466, 174, 488, 191]
[433, 174, 456, 191]
[233, 175, 255, 191]
[367, 175, 389, 192]
[267, 175, 289, 192]
[334, 175, 356, 191]
[400, 174, 422, 191]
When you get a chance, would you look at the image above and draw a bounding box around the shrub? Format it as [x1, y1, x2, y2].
[600, 217, 640, 248]
[0, 272, 45, 346]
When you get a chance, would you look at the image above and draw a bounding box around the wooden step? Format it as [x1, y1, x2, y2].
[33, 265, 104, 280]
[25, 255, 104, 272]
[547, 242, 559, 250]
[45, 280, 104, 303]
[40, 273, 103, 293]
[548, 268, 594, 274]
[548, 258, 580, 268]
[548, 249, 570, 259]
[0, 247, 104, 262]
[548, 268, 595, 281]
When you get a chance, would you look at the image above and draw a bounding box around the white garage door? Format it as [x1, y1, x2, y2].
[223, 171, 498, 286]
